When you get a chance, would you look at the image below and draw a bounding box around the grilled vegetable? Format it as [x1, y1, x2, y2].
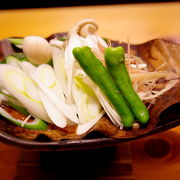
[8, 38, 23, 46]
[0, 105, 47, 130]
[105, 46, 149, 124]
[0, 64, 51, 123]
[73, 46, 134, 127]
[0, 91, 29, 115]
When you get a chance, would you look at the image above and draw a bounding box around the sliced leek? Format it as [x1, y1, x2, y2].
[0, 64, 51, 123]
[39, 90, 67, 128]
[30, 64, 79, 124]
[6, 56, 22, 69]
[64, 34, 83, 102]
[0, 91, 29, 115]
[73, 73, 104, 135]
[50, 40, 68, 98]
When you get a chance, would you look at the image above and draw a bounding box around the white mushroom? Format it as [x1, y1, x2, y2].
[23, 36, 52, 65]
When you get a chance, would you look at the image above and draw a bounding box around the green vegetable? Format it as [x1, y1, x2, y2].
[11, 53, 28, 61]
[57, 36, 67, 41]
[73, 46, 134, 127]
[105, 46, 149, 124]
[0, 59, 6, 64]
[47, 60, 53, 66]
[0, 106, 47, 130]
[8, 38, 23, 46]
[0, 91, 29, 116]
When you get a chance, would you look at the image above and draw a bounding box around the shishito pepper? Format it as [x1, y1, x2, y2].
[0, 104, 48, 130]
[73, 46, 134, 128]
[105, 46, 149, 124]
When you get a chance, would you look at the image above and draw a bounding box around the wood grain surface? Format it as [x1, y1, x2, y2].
[0, 126, 180, 180]
[14, 143, 133, 180]
[0, 2, 180, 43]
[0, 2, 180, 180]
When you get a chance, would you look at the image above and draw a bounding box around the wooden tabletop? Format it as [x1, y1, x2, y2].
[0, 2, 180, 180]
[0, 2, 180, 43]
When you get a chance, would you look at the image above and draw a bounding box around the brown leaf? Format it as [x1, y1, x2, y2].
[0, 34, 179, 141]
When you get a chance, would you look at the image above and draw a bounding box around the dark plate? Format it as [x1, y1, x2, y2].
[0, 104, 179, 151]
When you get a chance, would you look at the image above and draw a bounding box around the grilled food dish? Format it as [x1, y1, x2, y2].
[0, 19, 179, 141]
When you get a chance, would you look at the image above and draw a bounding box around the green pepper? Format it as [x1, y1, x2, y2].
[0, 105, 48, 130]
[73, 46, 134, 128]
[105, 46, 149, 124]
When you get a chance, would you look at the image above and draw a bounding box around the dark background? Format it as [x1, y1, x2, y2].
[1, 0, 178, 9]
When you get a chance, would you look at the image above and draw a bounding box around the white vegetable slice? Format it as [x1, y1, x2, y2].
[65, 34, 83, 102]
[0, 91, 29, 115]
[73, 73, 104, 135]
[50, 42, 68, 98]
[6, 56, 22, 69]
[83, 34, 108, 63]
[96, 34, 108, 48]
[72, 69, 122, 128]
[39, 90, 67, 128]
[30, 64, 79, 124]
[36, 64, 65, 101]
[20, 61, 37, 76]
[0, 91, 23, 107]
[50, 39, 64, 48]
[93, 87, 123, 128]
[0, 64, 51, 122]
[76, 110, 104, 135]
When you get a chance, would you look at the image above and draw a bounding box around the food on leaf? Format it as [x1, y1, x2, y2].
[0, 19, 179, 141]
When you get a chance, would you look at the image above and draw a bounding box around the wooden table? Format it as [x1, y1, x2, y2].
[0, 2, 180, 180]
[0, 2, 180, 43]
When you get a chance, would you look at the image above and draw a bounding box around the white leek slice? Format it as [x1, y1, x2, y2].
[84, 34, 108, 50]
[65, 34, 83, 102]
[6, 56, 22, 69]
[39, 90, 67, 128]
[96, 34, 108, 48]
[0, 91, 29, 115]
[83, 34, 108, 62]
[73, 88, 103, 124]
[76, 111, 104, 135]
[0, 64, 51, 122]
[93, 87, 123, 128]
[36, 64, 65, 101]
[50, 42, 68, 98]
[0, 91, 23, 106]
[82, 34, 99, 50]
[30, 64, 78, 124]
[20, 61, 37, 76]
[73, 73, 104, 135]
[50, 39, 64, 48]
